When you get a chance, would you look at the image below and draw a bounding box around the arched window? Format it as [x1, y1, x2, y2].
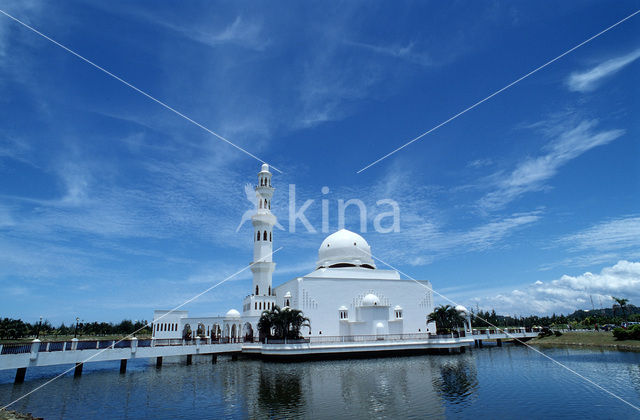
[268, 286, 271, 295]
[255, 285, 259, 295]
[263, 230, 267, 241]
[255, 302, 257, 310]
[257, 232, 260, 241]
[264, 199, 267, 208]
[259, 200, 262, 209]
[285, 299, 290, 307]
[269, 232, 272, 242]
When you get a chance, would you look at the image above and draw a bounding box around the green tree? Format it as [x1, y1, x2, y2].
[428, 305, 465, 334]
[257, 306, 310, 340]
[612, 297, 629, 321]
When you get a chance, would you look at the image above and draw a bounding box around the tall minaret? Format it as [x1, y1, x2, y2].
[244, 163, 277, 317]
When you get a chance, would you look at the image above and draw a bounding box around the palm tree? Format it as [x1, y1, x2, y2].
[612, 296, 629, 321]
[428, 305, 465, 334]
[283, 308, 311, 339]
[257, 306, 311, 340]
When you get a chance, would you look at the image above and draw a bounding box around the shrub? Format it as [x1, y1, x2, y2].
[613, 325, 640, 341]
[613, 327, 629, 340]
[553, 330, 563, 337]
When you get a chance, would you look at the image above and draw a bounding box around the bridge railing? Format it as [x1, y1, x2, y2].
[0, 343, 32, 355]
[260, 332, 467, 345]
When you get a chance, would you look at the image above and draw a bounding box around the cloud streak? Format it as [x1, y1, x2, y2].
[479, 119, 624, 211]
[567, 48, 640, 92]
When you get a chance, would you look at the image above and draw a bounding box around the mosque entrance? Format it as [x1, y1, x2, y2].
[243, 323, 254, 342]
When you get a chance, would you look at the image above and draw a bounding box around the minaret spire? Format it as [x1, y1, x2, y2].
[243, 163, 277, 317]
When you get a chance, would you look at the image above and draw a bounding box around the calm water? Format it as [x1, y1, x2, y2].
[1, 345, 639, 419]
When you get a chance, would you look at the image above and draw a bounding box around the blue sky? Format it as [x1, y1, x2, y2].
[0, 1, 639, 324]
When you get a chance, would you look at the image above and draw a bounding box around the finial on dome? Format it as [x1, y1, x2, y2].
[261, 163, 269, 172]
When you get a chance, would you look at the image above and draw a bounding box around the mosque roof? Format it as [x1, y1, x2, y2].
[316, 229, 376, 270]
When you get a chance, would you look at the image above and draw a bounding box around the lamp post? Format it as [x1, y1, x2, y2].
[74, 317, 80, 338]
[36, 315, 43, 339]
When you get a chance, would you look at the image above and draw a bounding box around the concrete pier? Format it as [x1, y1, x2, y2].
[74, 362, 83, 377]
[15, 367, 26, 383]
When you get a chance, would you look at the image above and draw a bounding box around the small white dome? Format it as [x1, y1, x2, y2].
[284, 291, 292, 298]
[261, 163, 269, 172]
[455, 305, 468, 314]
[225, 309, 240, 318]
[339, 305, 348, 311]
[394, 305, 403, 310]
[317, 229, 376, 269]
[362, 293, 380, 306]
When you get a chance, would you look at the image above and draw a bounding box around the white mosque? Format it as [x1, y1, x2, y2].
[151, 164, 436, 342]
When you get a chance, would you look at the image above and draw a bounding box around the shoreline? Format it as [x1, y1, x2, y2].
[527, 332, 640, 352]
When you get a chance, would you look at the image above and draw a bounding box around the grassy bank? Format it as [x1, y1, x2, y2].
[530, 331, 640, 351]
[0, 409, 42, 420]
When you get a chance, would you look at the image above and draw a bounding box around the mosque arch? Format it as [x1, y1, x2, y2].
[256, 285, 259, 295]
[263, 230, 267, 241]
[196, 323, 206, 337]
[257, 232, 260, 241]
[182, 324, 192, 340]
[243, 322, 254, 342]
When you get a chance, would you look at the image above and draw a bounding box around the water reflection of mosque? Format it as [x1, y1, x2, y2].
[218, 354, 479, 418]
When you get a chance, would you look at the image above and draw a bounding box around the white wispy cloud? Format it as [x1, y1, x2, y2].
[469, 260, 640, 315]
[567, 48, 640, 92]
[346, 163, 543, 266]
[345, 40, 433, 66]
[479, 119, 625, 211]
[559, 215, 640, 252]
[540, 215, 640, 270]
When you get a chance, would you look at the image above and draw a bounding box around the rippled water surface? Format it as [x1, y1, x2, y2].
[1, 346, 639, 419]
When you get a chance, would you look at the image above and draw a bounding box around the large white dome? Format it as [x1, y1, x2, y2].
[316, 229, 376, 269]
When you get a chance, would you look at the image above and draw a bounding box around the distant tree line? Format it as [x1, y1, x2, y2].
[0, 317, 151, 340]
[470, 303, 640, 329]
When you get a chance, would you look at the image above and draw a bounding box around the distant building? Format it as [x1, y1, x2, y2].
[152, 164, 436, 341]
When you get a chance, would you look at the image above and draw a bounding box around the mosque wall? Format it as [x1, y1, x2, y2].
[276, 277, 435, 337]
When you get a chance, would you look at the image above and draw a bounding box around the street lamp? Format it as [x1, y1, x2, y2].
[74, 317, 80, 338]
[36, 315, 43, 339]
